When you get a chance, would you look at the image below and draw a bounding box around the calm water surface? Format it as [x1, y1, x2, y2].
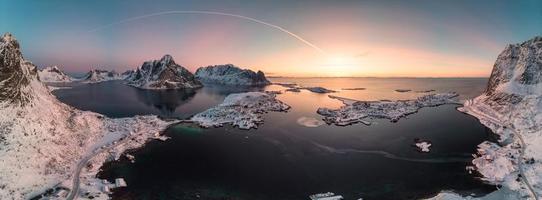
[53, 78, 494, 200]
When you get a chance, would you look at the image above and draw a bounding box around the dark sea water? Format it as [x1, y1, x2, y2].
[52, 78, 495, 200]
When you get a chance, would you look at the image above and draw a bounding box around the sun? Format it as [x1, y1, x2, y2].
[323, 54, 360, 77]
[326, 55, 349, 66]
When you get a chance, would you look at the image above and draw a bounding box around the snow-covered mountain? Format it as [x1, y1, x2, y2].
[459, 36, 542, 198]
[126, 55, 202, 89]
[195, 64, 271, 86]
[0, 33, 170, 199]
[81, 69, 124, 83]
[38, 66, 73, 83]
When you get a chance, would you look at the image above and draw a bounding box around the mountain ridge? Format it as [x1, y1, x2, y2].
[195, 64, 271, 86]
[126, 55, 202, 89]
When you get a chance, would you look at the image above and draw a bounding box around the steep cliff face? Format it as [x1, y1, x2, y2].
[459, 36, 542, 199]
[478, 36, 542, 116]
[38, 66, 73, 83]
[485, 36, 542, 96]
[464, 36, 542, 127]
[195, 64, 270, 86]
[126, 55, 202, 89]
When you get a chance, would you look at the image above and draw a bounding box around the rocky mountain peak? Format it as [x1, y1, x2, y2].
[126, 55, 202, 89]
[1, 33, 23, 69]
[1, 33, 20, 49]
[0, 33, 42, 105]
[160, 54, 174, 65]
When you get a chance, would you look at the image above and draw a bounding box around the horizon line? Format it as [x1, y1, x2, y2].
[266, 76, 490, 79]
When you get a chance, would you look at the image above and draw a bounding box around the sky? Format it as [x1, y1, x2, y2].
[1, 0, 541, 77]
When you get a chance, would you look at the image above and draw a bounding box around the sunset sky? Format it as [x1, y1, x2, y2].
[2, 0, 541, 77]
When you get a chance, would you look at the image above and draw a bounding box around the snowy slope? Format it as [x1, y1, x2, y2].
[38, 66, 73, 83]
[456, 36, 542, 199]
[126, 55, 202, 89]
[0, 33, 172, 199]
[195, 64, 270, 86]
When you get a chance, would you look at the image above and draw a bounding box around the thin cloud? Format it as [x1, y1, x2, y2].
[355, 51, 370, 58]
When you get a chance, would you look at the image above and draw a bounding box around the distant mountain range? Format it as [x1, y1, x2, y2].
[81, 69, 127, 83]
[37, 56, 271, 89]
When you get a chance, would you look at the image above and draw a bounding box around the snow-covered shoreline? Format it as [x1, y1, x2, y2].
[428, 36, 542, 200]
[191, 91, 290, 130]
[64, 116, 174, 200]
[317, 92, 459, 126]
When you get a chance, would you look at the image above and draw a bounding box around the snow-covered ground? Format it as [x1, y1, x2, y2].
[425, 188, 522, 200]
[415, 141, 432, 153]
[309, 192, 344, 200]
[191, 91, 290, 130]
[317, 93, 458, 126]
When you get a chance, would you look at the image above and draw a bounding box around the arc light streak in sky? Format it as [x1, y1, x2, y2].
[87, 10, 327, 56]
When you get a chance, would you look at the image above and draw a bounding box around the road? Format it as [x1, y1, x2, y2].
[65, 119, 179, 200]
[511, 124, 539, 200]
[66, 135, 131, 200]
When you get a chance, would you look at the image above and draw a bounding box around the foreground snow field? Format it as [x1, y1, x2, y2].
[0, 33, 174, 200]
